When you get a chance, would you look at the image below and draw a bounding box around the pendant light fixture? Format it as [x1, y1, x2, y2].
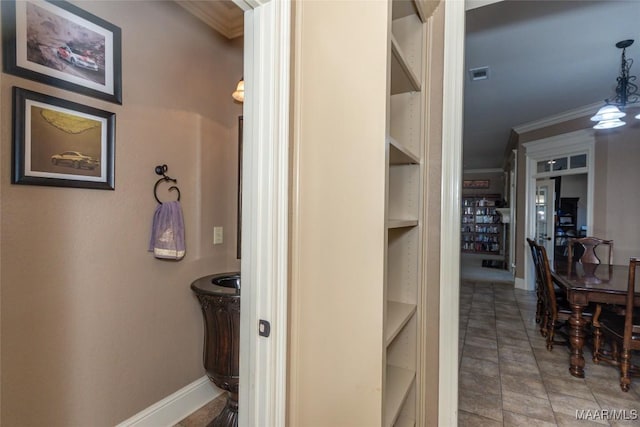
[232, 78, 244, 103]
[591, 40, 639, 129]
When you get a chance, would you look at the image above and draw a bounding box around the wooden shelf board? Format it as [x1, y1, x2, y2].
[387, 219, 419, 229]
[386, 301, 416, 346]
[390, 35, 421, 95]
[385, 365, 416, 427]
[389, 137, 420, 164]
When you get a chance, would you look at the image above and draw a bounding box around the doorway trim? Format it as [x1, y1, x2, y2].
[234, 0, 290, 426]
[440, 0, 465, 425]
[522, 129, 595, 291]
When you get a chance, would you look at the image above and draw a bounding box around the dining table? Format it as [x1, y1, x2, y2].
[551, 260, 640, 378]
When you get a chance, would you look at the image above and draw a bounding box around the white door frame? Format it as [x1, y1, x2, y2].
[439, 0, 465, 425]
[523, 129, 595, 291]
[234, 0, 290, 426]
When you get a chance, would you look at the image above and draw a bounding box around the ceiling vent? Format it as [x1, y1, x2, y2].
[469, 66, 490, 81]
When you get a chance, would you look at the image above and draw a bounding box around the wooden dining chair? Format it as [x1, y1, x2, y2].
[532, 240, 593, 350]
[568, 237, 614, 358]
[593, 257, 640, 392]
[526, 238, 544, 328]
[568, 237, 613, 266]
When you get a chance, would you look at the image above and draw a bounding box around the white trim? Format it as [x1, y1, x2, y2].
[513, 102, 601, 135]
[514, 276, 527, 290]
[509, 149, 517, 273]
[523, 129, 595, 292]
[440, 0, 465, 425]
[238, 1, 290, 426]
[114, 377, 222, 427]
[463, 167, 503, 174]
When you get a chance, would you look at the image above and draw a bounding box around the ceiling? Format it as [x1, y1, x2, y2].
[177, 1, 640, 171]
[464, 0, 640, 170]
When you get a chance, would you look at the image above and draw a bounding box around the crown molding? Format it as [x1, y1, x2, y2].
[512, 102, 602, 135]
[177, 1, 244, 39]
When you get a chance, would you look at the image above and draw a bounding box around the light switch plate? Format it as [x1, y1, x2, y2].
[213, 226, 223, 245]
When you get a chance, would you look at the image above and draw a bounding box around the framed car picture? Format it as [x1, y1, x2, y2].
[1, 0, 122, 104]
[12, 87, 115, 190]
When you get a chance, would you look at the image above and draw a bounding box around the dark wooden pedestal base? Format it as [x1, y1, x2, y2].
[191, 273, 240, 427]
[208, 392, 238, 427]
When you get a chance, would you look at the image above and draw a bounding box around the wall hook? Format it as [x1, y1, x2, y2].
[153, 164, 181, 203]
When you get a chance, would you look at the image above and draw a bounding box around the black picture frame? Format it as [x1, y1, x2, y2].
[12, 87, 116, 190]
[2, 0, 122, 104]
[237, 115, 243, 259]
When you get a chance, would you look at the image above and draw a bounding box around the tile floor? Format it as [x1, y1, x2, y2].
[459, 278, 640, 426]
[178, 260, 640, 427]
[174, 394, 225, 426]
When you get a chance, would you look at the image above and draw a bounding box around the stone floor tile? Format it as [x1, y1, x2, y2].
[459, 370, 502, 397]
[502, 389, 556, 423]
[542, 374, 594, 401]
[458, 410, 504, 427]
[463, 343, 500, 362]
[502, 372, 548, 400]
[548, 392, 607, 425]
[499, 345, 538, 365]
[464, 335, 499, 350]
[503, 410, 558, 427]
[459, 388, 504, 423]
[460, 355, 500, 378]
[499, 357, 542, 380]
[175, 395, 226, 427]
[555, 412, 613, 427]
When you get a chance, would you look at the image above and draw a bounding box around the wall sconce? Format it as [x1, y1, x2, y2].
[232, 78, 244, 103]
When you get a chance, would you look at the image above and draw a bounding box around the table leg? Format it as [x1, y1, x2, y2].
[568, 303, 587, 378]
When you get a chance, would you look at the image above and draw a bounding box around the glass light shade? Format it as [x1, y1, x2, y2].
[593, 118, 626, 129]
[635, 112, 640, 119]
[232, 79, 244, 103]
[590, 104, 625, 122]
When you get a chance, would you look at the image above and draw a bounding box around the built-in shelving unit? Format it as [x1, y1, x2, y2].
[384, 1, 426, 425]
[461, 194, 502, 254]
[555, 197, 579, 258]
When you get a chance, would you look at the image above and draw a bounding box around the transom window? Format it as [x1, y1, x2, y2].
[536, 153, 587, 174]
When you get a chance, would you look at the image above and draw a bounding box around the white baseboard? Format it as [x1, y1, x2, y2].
[116, 376, 224, 427]
[514, 276, 529, 291]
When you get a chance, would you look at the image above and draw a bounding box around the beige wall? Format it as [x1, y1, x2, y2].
[514, 117, 640, 277]
[1, 1, 242, 425]
[593, 127, 640, 262]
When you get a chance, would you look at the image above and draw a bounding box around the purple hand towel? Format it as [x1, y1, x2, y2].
[148, 201, 185, 260]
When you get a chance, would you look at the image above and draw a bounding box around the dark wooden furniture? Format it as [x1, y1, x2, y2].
[594, 258, 640, 391]
[567, 236, 613, 266]
[191, 272, 240, 427]
[551, 261, 640, 378]
[566, 237, 613, 359]
[526, 238, 544, 327]
[530, 239, 590, 350]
